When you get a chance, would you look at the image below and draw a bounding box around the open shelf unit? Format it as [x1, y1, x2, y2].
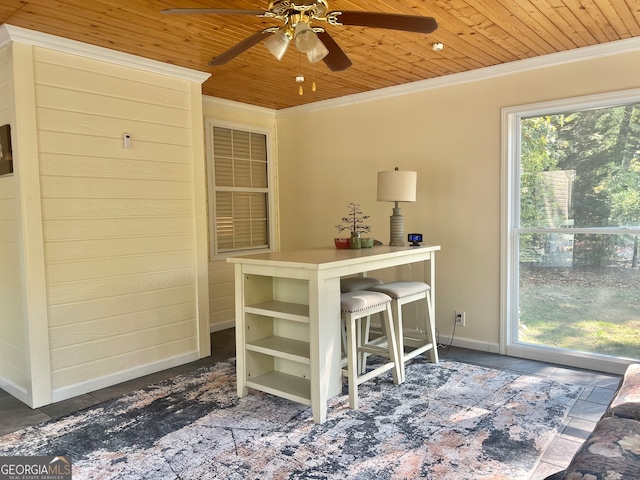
[240, 274, 312, 405]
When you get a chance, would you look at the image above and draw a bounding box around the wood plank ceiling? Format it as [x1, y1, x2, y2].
[1, 0, 639, 110]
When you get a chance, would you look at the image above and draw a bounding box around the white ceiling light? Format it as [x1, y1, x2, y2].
[294, 22, 319, 52]
[265, 28, 291, 60]
[306, 38, 329, 63]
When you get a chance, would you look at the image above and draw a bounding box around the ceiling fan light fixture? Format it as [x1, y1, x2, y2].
[306, 38, 329, 63]
[265, 29, 291, 61]
[294, 22, 319, 53]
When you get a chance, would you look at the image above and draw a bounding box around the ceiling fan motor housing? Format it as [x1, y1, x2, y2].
[268, 1, 329, 19]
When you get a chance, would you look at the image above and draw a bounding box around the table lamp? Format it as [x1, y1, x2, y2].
[377, 167, 417, 246]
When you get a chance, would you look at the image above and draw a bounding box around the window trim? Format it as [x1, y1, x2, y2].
[500, 88, 640, 375]
[205, 117, 277, 259]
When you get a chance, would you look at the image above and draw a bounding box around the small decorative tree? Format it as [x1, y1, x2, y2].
[335, 202, 372, 236]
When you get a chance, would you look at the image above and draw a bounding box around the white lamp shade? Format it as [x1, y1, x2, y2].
[377, 170, 417, 202]
[265, 30, 291, 61]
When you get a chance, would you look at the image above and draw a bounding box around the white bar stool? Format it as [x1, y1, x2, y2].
[340, 276, 383, 293]
[339, 276, 383, 357]
[368, 281, 439, 382]
[340, 290, 402, 410]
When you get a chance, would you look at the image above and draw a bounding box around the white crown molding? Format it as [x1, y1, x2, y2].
[0, 24, 211, 84]
[277, 35, 640, 117]
[202, 95, 277, 118]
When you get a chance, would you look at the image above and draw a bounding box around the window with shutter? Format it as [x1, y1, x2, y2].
[206, 120, 273, 257]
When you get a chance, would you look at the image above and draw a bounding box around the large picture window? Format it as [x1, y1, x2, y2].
[502, 90, 640, 374]
[206, 119, 273, 257]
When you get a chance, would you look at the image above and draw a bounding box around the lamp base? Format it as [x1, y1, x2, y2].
[389, 205, 405, 246]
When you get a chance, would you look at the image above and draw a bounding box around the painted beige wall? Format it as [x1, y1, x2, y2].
[201, 97, 278, 332]
[276, 48, 640, 351]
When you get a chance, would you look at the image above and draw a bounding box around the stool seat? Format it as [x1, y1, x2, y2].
[340, 290, 401, 410]
[340, 290, 391, 313]
[366, 281, 438, 382]
[340, 276, 383, 293]
[369, 281, 430, 298]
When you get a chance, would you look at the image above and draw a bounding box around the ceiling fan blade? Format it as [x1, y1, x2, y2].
[316, 31, 352, 72]
[329, 11, 438, 34]
[162, 8, 266, 16]
[209, 29, 273, 67]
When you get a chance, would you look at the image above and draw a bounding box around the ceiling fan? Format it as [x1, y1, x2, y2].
[162, 1, 438, 72]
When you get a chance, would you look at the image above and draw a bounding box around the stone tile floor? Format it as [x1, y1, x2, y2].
[0, 328, 622, 479]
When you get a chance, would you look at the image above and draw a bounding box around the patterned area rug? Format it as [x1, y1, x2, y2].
[0, 358, 582, 479]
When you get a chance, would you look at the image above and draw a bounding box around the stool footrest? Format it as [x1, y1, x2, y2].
[342, 361, 397, 386]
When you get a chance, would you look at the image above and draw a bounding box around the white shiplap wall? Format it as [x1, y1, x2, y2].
[0, 45, 27, 396]
[31, 46, 204, 393]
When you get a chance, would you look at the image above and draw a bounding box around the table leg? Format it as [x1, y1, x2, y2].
[308, 275, 342, 423]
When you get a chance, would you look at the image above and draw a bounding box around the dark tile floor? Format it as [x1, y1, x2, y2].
[0, 328, 622, 480]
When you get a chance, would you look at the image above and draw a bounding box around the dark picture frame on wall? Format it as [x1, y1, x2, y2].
[0, 124, 13, 176]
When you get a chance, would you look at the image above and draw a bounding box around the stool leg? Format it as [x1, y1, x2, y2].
[390, 299, 406, 383]
[345, 313, 359, 410]
[358, 315, 371, 374]
[425, 294, 439, 363]
[382, 303, 401, 385]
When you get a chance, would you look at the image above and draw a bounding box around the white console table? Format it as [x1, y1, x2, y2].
[227, 244, 440, 424]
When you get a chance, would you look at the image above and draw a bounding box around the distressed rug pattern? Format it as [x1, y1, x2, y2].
[0, 359, 582, 479]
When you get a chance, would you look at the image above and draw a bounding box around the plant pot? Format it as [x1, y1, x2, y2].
[350, 232, 361, 249]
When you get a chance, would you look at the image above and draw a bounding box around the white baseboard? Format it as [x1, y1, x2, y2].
[210, 319, 235, 332]
[438, 335, 501, 354]
[50, 351, 201, 404]
[0, 376, 30, 406]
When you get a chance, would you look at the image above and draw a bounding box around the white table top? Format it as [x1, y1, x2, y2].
[227, 244, 441, 271]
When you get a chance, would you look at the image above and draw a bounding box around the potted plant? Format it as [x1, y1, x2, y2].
[335, 202, 372, 249]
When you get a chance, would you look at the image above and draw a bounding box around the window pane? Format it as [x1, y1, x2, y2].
[214, 157, 233, 187]
[252, 161, 268, 188]
[520, 104, 640, 229]
[519, 233, 640, 358]
[213, 128, 232, 157]
[233, 131, 251, 159]
[215, 192, 233, 249]
[250, 133, 267, 161]
[209, 123, 270, 255]
[235, 160, 251, 188]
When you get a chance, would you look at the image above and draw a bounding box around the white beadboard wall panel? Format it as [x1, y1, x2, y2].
[208, 260, 235, 328]
[51, 338, 196, 390]
[42, 217, 194, 242]
[0, 44, 28, 392]
[44, 234, 193, 262]
[51, 320, 196, 371]
[40, 176, 193, 200]
[37, 109, 192, 147]
[33, 50, 191, 109]
[49, 302, 196, 349]
[45, 251, 195, 284]
[39, 152, 193, 181]
[41, 197, 194, 219]
[47, 268, 196, 305]
[39, 136, 193, 165]
[0, 254, 20, 284]
[35, 84, 192, 127]
[48, 285, 196, 327]
[0, 218, 18, 242]
[31, 46, 201, 392]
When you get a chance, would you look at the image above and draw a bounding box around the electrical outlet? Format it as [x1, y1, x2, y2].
[455, 311, 466, 327]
